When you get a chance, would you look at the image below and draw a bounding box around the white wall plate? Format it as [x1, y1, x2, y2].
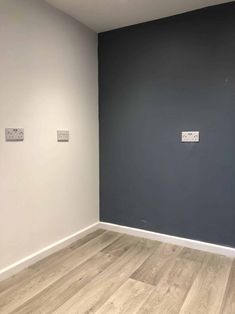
[57, 130, 69, 142]
[5, 128, 24, 141]
[181, 131, 199, 142]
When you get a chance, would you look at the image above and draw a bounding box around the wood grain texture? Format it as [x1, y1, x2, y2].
[11, 252, 117, 314]
[179, 247, 207, 264]
[221, 260, 235, 314]
[179, 254, 233, 314]
[53, 239, 157, 313]
[131, 242, 182, 286]
[31, 229, 106, 272]
[0, 231, 120, 313]
[0, 229, 234, 314]
[101, 234, 139, 257]
[138, 257, 200, 314]
[96, 278, 154, 314]
[0, 229, 105, 296]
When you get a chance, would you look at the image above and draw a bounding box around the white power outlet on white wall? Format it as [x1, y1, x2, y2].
[5, 128, 24, 141]
[57, 130, 69, 142]
[181, 131, 199, 142]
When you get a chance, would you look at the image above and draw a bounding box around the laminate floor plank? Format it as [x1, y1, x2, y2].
[0, 229, 234, 314]
[11, 252, 117, 314]
[0, 231, 120, 313]
[178, 247, 208, 264]
[221, 260, 235, 314]
[31, 229, 106, 271]
[0, 267, 35, 296]
[53, 239, 158, 314]
[131, 242, 182, 286]
[0, 229, 105, 296]
[68, 229, 105, 250]
[96, 278, 154, 314]
[138, 257, 200, 314]
[179, 254, 233, 314]
[101, 234, 140, 257]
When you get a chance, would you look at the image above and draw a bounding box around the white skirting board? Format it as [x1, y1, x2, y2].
[99, 222, 235, 258]
[1, 221, 234, 282]
[0, 222, 100, 282]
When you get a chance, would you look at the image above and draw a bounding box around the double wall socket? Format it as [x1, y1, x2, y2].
[5, 128, 24, 141]
[57, 130, 69, 142]
[181, 131, 199, 142]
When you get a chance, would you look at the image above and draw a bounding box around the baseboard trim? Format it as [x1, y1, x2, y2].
[99, 222, 235, 258]
[2, 221, 234, 282]
[0, 222, 100, 281]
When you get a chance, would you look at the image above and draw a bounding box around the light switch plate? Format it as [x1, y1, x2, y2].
[181, 131, 199, 142]
[57, 130, 69, 142]
[5, 128, 24, 141]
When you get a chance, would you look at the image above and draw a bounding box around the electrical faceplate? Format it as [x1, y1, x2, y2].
[57, 130, 69, 142]
[5, 128, 24, 141]
[182, 131, 199, 142]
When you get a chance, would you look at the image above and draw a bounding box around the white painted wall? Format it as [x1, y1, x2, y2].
[0, 0, 99, 270]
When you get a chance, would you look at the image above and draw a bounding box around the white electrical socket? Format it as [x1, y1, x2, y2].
[57, 130, 69, 142]
[181, 131, 199, 142]
[5, 128, 24, 141]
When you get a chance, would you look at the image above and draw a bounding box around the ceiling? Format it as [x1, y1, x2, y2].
[45, 0, 232, 33]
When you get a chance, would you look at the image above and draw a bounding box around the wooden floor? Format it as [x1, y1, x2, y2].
[0, 229, 234, 314]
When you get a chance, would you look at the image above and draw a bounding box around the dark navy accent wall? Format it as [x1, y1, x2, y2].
[98, 2, 235, 247]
